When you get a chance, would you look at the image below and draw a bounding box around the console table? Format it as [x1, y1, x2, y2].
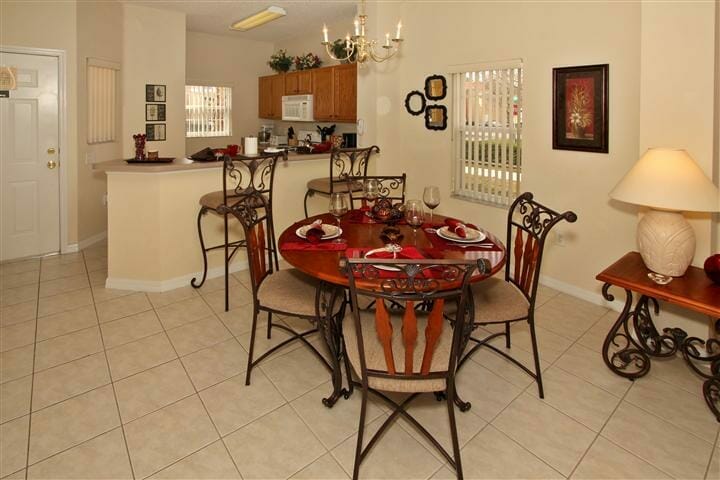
[596, 252, 720, 421]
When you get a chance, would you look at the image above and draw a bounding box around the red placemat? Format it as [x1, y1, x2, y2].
[346, 209, 406, 225]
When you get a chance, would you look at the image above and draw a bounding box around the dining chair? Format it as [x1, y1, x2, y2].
[226, 187, 345, 386]
[345, 174, 407, 210]
[303, 145, 380, 218]
[459, 192, 577, 398]
[340, 256, 491, 480]
[191, 152, 284, 312]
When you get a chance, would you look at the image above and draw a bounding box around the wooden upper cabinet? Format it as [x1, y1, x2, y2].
[258, 75, 273, 119]
[284, 71, 313, 95]
[312, 67, 335, 121]
[270, 75, 285, 119]
[333, 63, 357, 122]
[312, 63, 357, 123]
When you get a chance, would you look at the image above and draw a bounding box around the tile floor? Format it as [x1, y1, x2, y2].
[1, 244, 718, 479]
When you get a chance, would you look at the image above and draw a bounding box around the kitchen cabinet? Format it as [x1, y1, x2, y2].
[312, 63, 357, 122]
[284, 71, 312, 95]
[258, 74, 285, 119]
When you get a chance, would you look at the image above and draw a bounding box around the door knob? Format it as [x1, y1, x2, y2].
[47, 147, 56, 155]
[47, 160, 57, 169]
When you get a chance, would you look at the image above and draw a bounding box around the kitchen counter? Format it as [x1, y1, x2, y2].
[94, 152, 331, 173]
[97, 151, 339, 291]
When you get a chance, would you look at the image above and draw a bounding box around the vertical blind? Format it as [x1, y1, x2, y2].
[185, 85, 232, 137]
[87, 58, 119, 144]
[452, 61, 523, 206]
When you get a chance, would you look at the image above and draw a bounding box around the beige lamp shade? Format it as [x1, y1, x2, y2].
[609, 148, 720, 212]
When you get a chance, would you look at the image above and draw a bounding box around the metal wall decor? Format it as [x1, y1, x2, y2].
[552, 64, 608, 153]
[146, 104, 166, 121]
[425, 105, 447, 131]
[424, 75, 447, 100]
[145, 84, 166, 102]
[404, 90, 426, 116]
[145, 123, 166, 141]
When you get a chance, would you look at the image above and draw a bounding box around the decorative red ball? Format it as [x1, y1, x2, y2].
[704, 254, 720, 284]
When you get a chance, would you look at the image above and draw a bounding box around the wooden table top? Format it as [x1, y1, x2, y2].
[596, 252, 720, 318]
[279, 213, 506, 288]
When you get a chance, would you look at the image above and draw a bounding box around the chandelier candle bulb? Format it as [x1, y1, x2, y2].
[354, 19, 360, 36]
[385, 33, 390, 47]
[396, 21, 402, 39]
[323, 24, 328, 43]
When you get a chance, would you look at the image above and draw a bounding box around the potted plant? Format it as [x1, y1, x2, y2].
[294, 53, 322, 70]
[268, 49, 293, 73]
[331, 39, 357, 63]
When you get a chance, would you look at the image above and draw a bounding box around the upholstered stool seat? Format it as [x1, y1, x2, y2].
[306, 177, 364, 195]
[342, 309, 453, 393]
[199, 190, 267, 211]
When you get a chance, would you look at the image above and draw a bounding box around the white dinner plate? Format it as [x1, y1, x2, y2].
[437, 226, 487, 243]
[296, 223, 342, 240]
[363, 247, 402, 272]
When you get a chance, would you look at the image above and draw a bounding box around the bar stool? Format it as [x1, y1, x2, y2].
[191, 152, 285, 311]
[303, 145, 380, 218]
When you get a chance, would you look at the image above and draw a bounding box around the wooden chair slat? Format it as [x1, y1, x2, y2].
[513, 228, 523, 282]
[524, 240, 540, 294]
[258, 221, 266, 282]
[374, 300, 396, 374]
[420, 299, 445, 375]
[402, 301, 418, 375]
[520, 234, 535, 293]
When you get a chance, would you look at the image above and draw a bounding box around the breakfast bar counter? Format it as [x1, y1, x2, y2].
[95, 153, 347, 291]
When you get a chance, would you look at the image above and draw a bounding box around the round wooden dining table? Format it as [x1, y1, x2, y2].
[279, 212, 507, 285]
[278, 210, 506, 407]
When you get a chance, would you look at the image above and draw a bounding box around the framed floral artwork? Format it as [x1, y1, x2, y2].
[552, 64, 608, 153]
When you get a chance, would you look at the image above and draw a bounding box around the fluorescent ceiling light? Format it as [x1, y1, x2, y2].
[230, 6, 286, 31]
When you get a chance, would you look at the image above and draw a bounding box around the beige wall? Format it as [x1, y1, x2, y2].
[639, 1, 717, 265]
[121, 3, 186, 159]
[76, 0, 123, 243]
[274, 16, 352, 69]
[1, 0, 79, 245]
[185, 31, 275, 154]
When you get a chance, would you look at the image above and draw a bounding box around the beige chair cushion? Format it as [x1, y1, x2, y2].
[343, 308, 454, 393]
[471, 277, 529, 323]
[199, 191, 267, 211]
[306, 177, 364, 194]
[258, 268, 341, 318]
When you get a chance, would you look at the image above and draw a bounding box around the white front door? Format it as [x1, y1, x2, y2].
[0, 52, 60, 261]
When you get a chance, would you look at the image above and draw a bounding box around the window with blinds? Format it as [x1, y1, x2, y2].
[452, 60, 523, 206]
[87, 58, 119, 144]
[185, 85, 232, 137]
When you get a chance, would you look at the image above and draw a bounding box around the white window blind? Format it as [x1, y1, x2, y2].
[185, 85, 232, 137]
[87, 58, 119, 144]
[452, 61, 523, 206]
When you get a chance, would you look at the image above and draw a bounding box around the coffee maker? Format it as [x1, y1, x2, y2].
[258, 125, 273, 144]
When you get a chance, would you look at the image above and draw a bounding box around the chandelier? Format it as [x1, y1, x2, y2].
[321, 0, 403, 65]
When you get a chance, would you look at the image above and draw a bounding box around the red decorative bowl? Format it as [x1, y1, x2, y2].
[704, 254, 720, 284]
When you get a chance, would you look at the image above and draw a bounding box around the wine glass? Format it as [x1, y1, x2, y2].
[329, 193, 349, 242]
[404, 200, 425, 244]
[363, 178, 380, 209]
[423, 186, 440, 224]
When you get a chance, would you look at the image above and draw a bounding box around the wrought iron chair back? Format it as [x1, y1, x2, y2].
[345, 174, 407, 210]
[222, 152, 284, 209]
[504, 192, 578, 306]
[328, 145, 380, 194]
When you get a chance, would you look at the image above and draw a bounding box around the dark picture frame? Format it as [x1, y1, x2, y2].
[145, 84, 166, 103]
[424, 105, 447, 131]
[424, 74, 447, 101]
[145, 103, 166, 121]
[552, 64, 608, 153]
[145, 123, 166, 141]
[404, 90, 426, 116]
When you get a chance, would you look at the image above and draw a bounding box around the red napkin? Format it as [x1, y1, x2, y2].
[305, 220, 326, 244]
[445, 218, 468, 238]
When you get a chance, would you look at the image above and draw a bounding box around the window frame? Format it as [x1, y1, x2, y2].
[86, 57, 120, 145]
[185, 84, 233, 138]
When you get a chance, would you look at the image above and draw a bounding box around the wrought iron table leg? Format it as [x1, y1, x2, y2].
[316, 282, 351, 408]
[681, 335, 720, 423]
[601, 285, 651, 379]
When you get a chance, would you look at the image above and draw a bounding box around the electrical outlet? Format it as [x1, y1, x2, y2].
[102, 193, 108, 206]
[556, 231, 566, 246]
[85, 151, 95, 165]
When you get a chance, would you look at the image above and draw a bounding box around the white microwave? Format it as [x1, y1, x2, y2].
[282, 95, 314, 122]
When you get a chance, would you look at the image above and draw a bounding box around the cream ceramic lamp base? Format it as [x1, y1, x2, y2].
[637, 209, 695, 277]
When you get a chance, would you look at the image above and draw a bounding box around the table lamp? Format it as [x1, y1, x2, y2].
[609, 148, 720, 282]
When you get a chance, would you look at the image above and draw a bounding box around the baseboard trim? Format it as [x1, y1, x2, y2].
[78, 231, 107, 250]
[539, 274, 623, 313]
[63, 244, 79, 254]
[106, 261, 249, 293]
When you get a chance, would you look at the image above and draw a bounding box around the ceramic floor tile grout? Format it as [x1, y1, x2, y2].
[142, 292, 246, 480]
[82, 252, 137, 480]
[702, 428, 719, 480]
[21, 260, 41, 480]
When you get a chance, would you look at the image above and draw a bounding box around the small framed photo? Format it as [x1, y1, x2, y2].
[145, 84, 166, 103]
[145, 104, 166, 121]
[552, 64, 608, 153]
[146, 123, 166, 141]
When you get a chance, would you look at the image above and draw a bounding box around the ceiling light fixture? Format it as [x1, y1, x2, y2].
[230, 6, 286, 31]
[321, 0, 403, 65]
